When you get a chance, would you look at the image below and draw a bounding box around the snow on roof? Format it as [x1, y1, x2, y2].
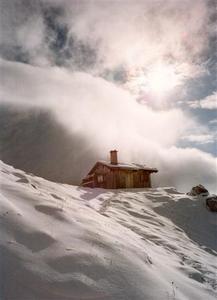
[98, 160, 158, 172]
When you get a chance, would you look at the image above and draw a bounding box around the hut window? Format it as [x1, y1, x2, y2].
[97, 175, 103, 183]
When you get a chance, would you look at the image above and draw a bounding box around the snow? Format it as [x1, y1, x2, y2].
[0, 160, 216, 300]
[98, 160, 158, 171]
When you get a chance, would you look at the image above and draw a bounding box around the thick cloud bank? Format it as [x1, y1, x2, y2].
[0, 60, 216, 192]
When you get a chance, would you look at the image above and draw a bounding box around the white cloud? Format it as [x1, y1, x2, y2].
[0, 0, 214, 110]
[0, 59, 190, 148]
[65, 0, 210, 69]
[0, 59, 216, 193]
[209, 119, 217, 124]
[0, 1, 216, 192]
[153, 146, 217, 193]
[189, 92, 217, 109]
[0, 1, 212, 73]
[181, 134, 214, 144]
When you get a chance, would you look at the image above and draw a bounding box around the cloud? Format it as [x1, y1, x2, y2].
[0, 1, 49, 64]
[209, 119, 217, 124]
[0, 0, 215, 109]
[64, 0, 211, 68]
[153, 146, 217, 193]
[181, 134, 215, 144]
[0, 1, 213, 71]
[0, 59, 216, 193]
[188, 92, 217, 109]
[0, 59, 190, 147]
[0, 1, 216, 192]
[0, 0, 215, 113]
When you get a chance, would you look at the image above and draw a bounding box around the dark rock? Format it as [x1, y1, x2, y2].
[187, 184, 209, 196]
[206, 195, 217, 212]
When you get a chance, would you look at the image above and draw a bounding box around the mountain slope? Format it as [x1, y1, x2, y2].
[0, 160, 216, 300]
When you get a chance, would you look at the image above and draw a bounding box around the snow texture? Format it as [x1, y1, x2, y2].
[98, 160, 158, 171]
[0, 160, 216, 300]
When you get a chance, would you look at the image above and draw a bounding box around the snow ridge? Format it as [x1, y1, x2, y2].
[0, 160, 216, 300]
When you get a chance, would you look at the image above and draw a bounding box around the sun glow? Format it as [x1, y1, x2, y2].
[147, 63, 181, 95]
[126, 63, 182, 98]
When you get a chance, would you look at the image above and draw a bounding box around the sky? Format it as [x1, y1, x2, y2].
[0, 0, 216, 192]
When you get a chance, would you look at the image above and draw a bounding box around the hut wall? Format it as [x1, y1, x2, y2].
[116, 170, 149, 189]
[82, 164, 153, 189]
[125, 171, 134, 188]
[105, 169, 117, 189]
[142, 171, 151, 187]
[117, 170, 126, 188]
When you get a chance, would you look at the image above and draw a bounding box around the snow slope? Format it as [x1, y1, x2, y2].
[0, 160, 216, 300]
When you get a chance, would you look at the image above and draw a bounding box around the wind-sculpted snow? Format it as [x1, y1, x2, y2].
[0, 161, 216, 300]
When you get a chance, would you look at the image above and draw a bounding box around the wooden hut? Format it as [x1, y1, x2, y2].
[81, 150, 158, 189]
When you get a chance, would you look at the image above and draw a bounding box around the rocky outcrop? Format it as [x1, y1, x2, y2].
[187, 184, 209, 196]
[206, 195, 217, 212]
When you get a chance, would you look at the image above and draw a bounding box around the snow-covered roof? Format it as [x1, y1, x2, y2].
[98, 160, 158, 172]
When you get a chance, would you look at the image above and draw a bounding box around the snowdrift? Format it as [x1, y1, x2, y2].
[0, 160, 216, 300]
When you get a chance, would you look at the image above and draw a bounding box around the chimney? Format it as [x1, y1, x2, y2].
[110, 150, 118, 165]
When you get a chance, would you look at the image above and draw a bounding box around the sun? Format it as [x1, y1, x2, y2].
[146, 63, 181, 95]
[126, 62, 182, 98]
